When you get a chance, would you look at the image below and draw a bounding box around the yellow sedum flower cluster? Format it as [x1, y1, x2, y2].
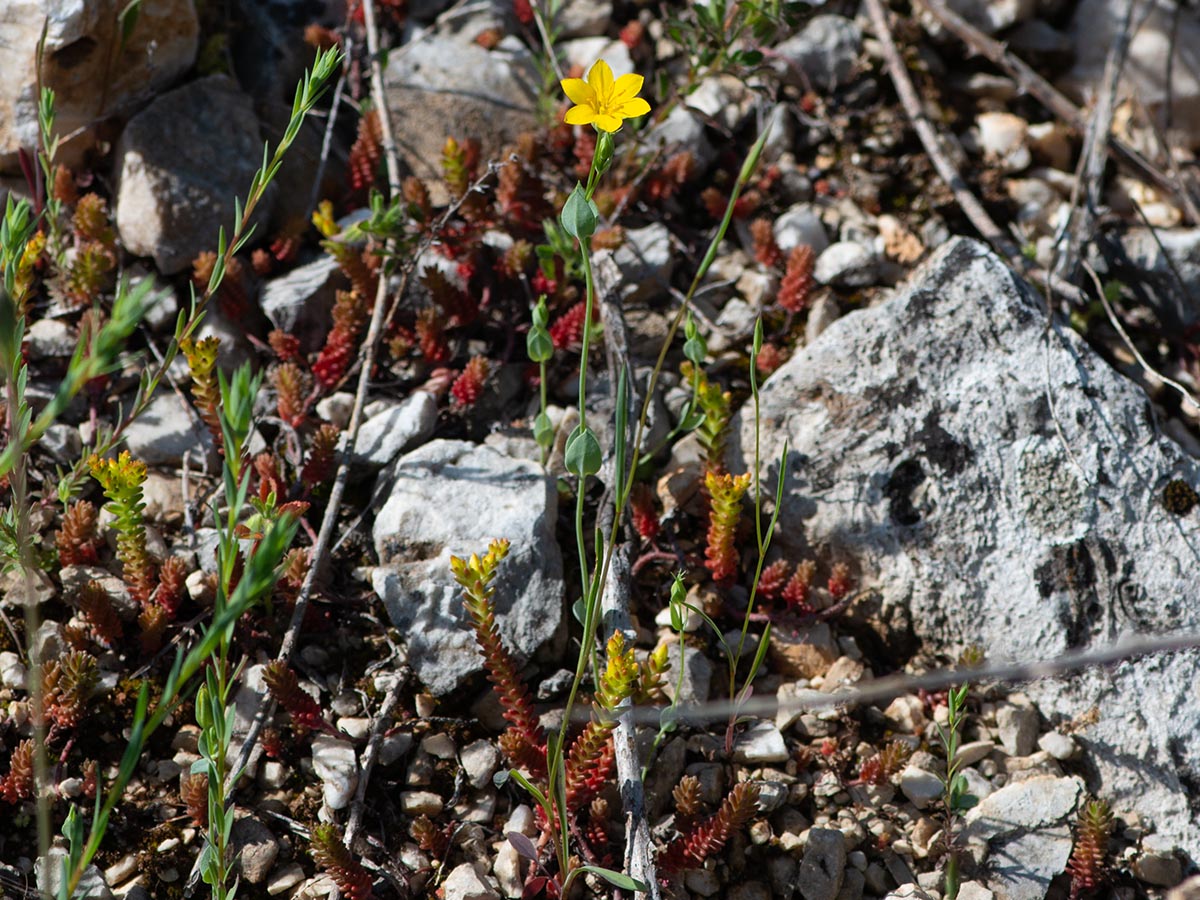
[561, 59, 650, 133]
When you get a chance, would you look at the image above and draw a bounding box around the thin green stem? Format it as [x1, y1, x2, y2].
[590, 122, 773, 676]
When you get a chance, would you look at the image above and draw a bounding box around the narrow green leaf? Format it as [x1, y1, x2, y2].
[614, 364, 629, 501]
[577, 866, 648, 892]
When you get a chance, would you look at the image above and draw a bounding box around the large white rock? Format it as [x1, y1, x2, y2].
[114, 75, 269, 274]
[371, 440, 564, 696]
[732, 237, 1200, 857]
[0, 0, 198, 171]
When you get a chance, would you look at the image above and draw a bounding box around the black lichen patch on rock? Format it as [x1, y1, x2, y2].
[884, 459, 925, 526]
[916, 408, 972, 476]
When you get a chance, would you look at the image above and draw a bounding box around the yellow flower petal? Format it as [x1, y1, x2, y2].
[561, 78, 594, 106]
[615, 97, 651, 119]
[565, 105, 598, 126]
[593, 113, 624, 133]
[588, 59, 614, 104]
[611, 73, 644, 105]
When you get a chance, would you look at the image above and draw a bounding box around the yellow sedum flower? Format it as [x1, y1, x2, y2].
[561, 59, 650, 133]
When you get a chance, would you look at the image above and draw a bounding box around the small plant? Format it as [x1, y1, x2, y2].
[705, 470, 751, 585]
[180, 336, 224, 449]
[314, 289, 371, 390]
[1066, 799, 1113, 900]
[935, 682, 973, 900]
[857, 740, 913, 786]
[779, 244, 816, 313]
[43, 650, 99, 731]
[450, 355, 490, 409]
[0, 740, 35, 803]
[454, 539, 546, 777]
[679, 359, 732, 476]
[89, 452, 156, 609]
[658, 782, 761, 878]
[54, 500, 101, 566]
[311, 823, 375, 900]
[263, 661, 335, 737]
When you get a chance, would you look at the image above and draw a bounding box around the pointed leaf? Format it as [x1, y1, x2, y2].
[577, 866, 648, 892]
[507, 832, 539, 861]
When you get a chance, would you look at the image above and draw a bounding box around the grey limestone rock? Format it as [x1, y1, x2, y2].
[123, 391, 215, 467]
[0, 0, 197, 170]
[352, 392, 438, 467]
[965, 776, 1084, 900]
[115, 76, 269, 274]
[372, 440, 564, 696]
[260, 255, 342, 353]
[798, 828, 847, 900]
[230, 817, 279, 885]
[774, 16, 862, 92]
[732, 237, 1200, 857]
[385, 33, 538, 203]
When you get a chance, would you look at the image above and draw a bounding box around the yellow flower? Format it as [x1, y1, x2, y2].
[561, 59, 651, 133]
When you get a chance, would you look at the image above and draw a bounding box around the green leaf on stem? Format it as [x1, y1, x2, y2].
[560, 183, 598, 241]
[564, 424, 601, 478]
[683, 311, 707, 365]
[533, 412, 554, 451]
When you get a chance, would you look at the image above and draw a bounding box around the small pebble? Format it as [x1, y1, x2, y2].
[461, 739, 502, 790]
[105, 854, 138, 887]
[379, 732, 414, 767]
[750, 820, 773, 845]
[956, 882, 994, 900]
[1037, 731, 1077, 760]
[415, 694, 437, 717]
[899, 765, 944, 809]
[259, 761, 287, 790]
[442, 862, 501, 900]
[58, 777, 83, 798]
[883, 696, 926, 734]
[1134, 836, 1184, 887]
[996, 701, 1038, 756]
[330, 692, 361, 718]
[0, 652, 27, 690]
[267, 862, 306, 896]
[685, 868, 721, 897]
[337, 717, 372, 741]
[505, 804, 536, 837]
[422, 732, 457, 759]
[310, 735, 358, 810]
[732, 721, 789, 764]
[401, 790, 444, 817]
[953, 740, 994, 768]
